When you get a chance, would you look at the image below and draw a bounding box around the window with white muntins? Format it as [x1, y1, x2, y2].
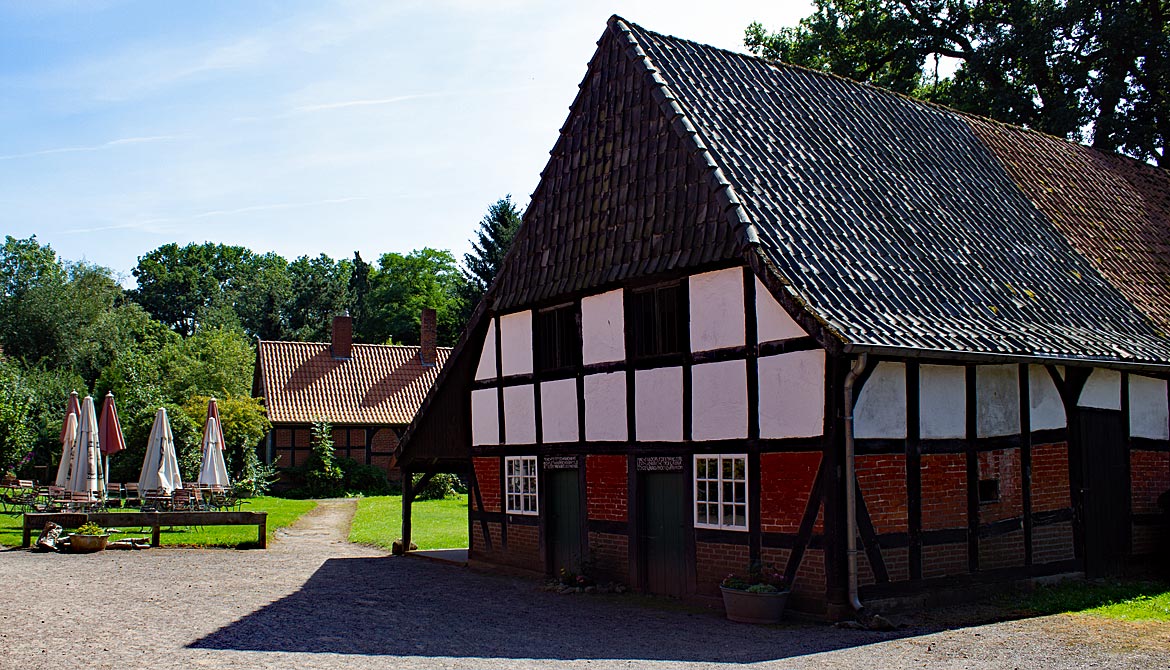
[694, 454, 747, 530]
[505, 456, 539, 515]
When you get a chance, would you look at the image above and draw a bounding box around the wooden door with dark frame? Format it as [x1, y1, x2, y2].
[639, 470, 688, 596]
[1076, 408, 1129, 577]
[546, 468, 583, 577]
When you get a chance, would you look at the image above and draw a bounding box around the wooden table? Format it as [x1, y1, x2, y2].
[22, 511, 268, 549]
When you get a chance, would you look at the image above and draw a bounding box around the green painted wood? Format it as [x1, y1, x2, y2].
[547, 469, 582, 575]
[640, 471, 687, 596]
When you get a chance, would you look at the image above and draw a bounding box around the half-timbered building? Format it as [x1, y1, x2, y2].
[397, 17, 1170, 619]
[254, 312, 450, 481]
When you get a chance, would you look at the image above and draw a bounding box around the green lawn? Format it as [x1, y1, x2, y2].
[348, 494, 468, 550]
[1014, 579, 1170, 622]
[0, 497, 316, 549]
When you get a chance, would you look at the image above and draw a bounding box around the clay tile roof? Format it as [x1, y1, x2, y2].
[611, 19, 1170, 365]
[256, 341, 451, 425]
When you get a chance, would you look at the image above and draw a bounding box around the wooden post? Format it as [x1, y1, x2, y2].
[152, 523, 161, 547]
[402, 468, 413, 554]
[258, 517, 267, 549]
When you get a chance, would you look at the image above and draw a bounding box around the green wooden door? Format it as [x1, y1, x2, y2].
[640, 471, 687, 596]
[547, 469, 582, 575]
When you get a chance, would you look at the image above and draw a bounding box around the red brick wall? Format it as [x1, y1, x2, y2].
[759, 452, 821, 534]
[979, 530, 1025, 570]
[978, 448, 1022, 523]
[1031, 442, 1071, 512]
[855, 454, 908, 533]
[369, 429, 399, 475]
[921, 453, 968, 530]
[473, 457, 501, 513]
[695, 542, 749, 597]
[507, 523, 541, 568]
[922, 542, 968, 579]
[471, 521, 503, 556]
[588, 532, 628, 581]
[1033, 521, 1075, 564]
[1131, 450, 1170, 515]
[586, 455, 627, 521]
[793, 548, 826, 596]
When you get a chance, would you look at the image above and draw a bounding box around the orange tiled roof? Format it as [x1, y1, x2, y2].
[256, 340, 451, 425]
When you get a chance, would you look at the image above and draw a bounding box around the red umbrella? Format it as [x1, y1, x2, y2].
[59, 391, 80, 445]
[206, 398, 224, 449]
[98, 392, 126, 488]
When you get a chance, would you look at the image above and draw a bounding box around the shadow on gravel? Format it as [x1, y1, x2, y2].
[190, 556, 910, 662]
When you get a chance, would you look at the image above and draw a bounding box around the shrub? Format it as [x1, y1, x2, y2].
[412, 472, 465, 501]
[234, 446, 279, 498]
[75, 521, 104, 535]
[337, 457, 394, 496]
[302, 419, 343, 498]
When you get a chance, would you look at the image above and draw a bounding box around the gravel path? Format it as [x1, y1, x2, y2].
[1, 501, 1166, 670]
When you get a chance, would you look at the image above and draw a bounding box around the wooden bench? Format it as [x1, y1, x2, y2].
[22, 511, 268, 549]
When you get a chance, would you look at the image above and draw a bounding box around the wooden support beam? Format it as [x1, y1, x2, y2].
[402, 468, 413, 554]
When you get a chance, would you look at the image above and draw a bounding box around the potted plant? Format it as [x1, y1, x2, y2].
[719, 561, 789, 624]
[70, 521, 109, 553]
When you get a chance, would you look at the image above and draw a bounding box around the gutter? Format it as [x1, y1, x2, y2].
[843, 343, 1170, 376]
[842, 353, 868, 616]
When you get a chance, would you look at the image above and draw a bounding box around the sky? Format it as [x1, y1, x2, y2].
[0, 1, 811, 284]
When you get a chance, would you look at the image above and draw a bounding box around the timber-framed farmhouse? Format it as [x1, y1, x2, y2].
[397, 16, 1170, 618]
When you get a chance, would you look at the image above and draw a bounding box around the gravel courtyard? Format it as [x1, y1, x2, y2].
[1, 500, 1166, 670]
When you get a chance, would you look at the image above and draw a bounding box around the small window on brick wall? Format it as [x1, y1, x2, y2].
[534, 304, 581, 373]
[979, 478, 1000, 503]
[694, 454, 748, 530]
[629, 283, 685, 358]
[505, 456, 539, 515]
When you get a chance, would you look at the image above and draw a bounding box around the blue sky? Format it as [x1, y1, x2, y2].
[0, 1, 809, 283]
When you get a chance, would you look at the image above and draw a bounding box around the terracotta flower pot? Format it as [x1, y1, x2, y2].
[70, 534, 109, 553]
[720, 586, 789, 624]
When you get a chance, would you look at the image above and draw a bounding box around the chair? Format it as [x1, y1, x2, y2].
[124, 483, 141, 508]
[172, 489, 194, 512]
[105, 483, 123, 509]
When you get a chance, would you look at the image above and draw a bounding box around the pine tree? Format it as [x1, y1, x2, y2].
[461, 196, 522, 308]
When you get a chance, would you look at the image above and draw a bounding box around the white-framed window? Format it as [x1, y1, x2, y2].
[694, 454, 747, 530]
[505, 456, 539, 515]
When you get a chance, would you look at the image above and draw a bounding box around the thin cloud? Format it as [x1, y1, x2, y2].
[64, 196, 370, 234]
[295, 92, 450, 113]
[0, 135, 182, 161]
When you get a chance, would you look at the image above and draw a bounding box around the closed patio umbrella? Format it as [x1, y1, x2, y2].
[58, 391, 80, 445]
[66, 396, 104, 497]
[54, 412, 78, 487]
[139, 408, 182, 494]
[98, 393, 126, 487]
[197, 416, 230, 487]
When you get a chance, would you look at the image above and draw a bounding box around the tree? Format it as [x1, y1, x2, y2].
[0, 360, 36, 475]
[286, 254, 352, 341]
[367, 248, 468, 346]
[182, 393, 271, 482]
[348, 251, 373, 342]
[462, 196, 522, 308]
[746, 0, 1169, 166]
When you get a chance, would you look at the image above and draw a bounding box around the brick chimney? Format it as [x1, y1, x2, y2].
[331, 314, 353, 360]
[419, 307, 437, 365]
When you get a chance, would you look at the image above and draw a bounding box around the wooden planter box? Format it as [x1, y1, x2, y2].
[720, 586, 789, 624]
[69, 534, 109, 553]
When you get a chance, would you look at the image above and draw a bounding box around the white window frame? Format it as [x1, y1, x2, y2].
[693, 454, 748, 531]
[504, 456, 539, 515]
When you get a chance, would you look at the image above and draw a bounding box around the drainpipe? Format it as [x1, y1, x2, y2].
[843, 353, 869, 616]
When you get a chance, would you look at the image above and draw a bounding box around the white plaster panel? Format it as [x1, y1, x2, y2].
[503, 384, 536, 445]
[755, 277, 807, 343]
[855, 362, 907, 439]
[471, 388, 499, 446]
[1079, 369, 1121, 410]
[635, 366, 684, 442]
[474, 320, 497, 381]
[689, 268, 745, 352]
[976, 365, 1020, 437]
[1028, 365, 1066, 431]
[692, 360, 749, 441]
[581, 289, 624, 365]
[758, 350, 826, 439]
[498, 311, 533, 377]
[920, 365, 966, 439]
[541, 379, 580, 443]
[584, 372, 627, 442]
[1130, 375, 1169, 440]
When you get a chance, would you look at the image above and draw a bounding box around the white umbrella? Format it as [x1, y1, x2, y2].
[197, 416, 230, 487]
[54, 412, 78, 487]
[66, 396, 104, 497]
[139, 408, 182, 494]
